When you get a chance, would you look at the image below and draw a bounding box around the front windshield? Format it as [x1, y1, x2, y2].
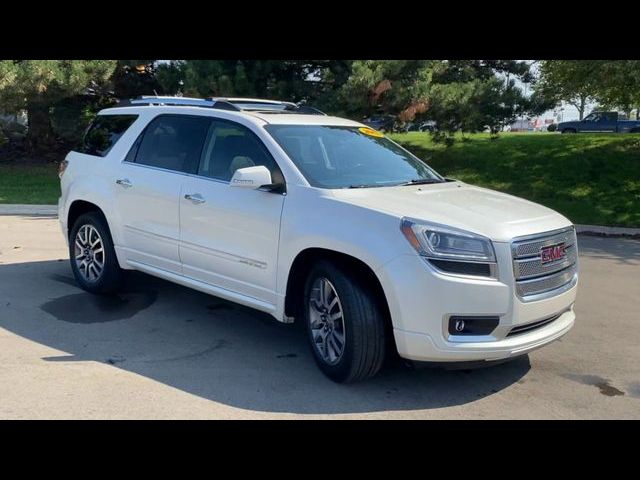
[265, 125, 444, 189]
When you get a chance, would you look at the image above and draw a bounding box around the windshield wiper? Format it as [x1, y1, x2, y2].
[398, 178, 444, 186]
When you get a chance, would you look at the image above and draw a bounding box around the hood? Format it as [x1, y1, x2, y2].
[330, 181, 572, 242]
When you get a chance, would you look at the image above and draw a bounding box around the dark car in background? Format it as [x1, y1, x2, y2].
[558, 111, 640, 133]
[402, 120, 436, 133]
[361, 115, 396, 132]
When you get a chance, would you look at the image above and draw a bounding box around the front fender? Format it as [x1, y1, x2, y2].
[276, 186, 412, 297]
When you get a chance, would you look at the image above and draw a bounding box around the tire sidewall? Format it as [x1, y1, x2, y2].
[303, 261, 359, 382]
[69, 212, 120, 294]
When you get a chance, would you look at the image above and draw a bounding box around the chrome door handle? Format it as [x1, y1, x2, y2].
[116, 178, 132, 188]
[184, 193, 206, 204]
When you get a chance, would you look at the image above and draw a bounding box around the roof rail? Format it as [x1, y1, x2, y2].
[120, 96, 241, 111]
[117, 96, 326, 115]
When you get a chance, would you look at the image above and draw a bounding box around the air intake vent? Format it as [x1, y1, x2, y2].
[429, 259, 492, 277]
[506, 313, 562, 337]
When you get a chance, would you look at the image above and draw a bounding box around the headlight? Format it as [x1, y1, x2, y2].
[401, 218, 496, 263]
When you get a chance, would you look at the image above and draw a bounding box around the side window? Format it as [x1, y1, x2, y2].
[133, 115, 211, 174]
[82, 114, 138, 157]
[198, 120, 280, 182]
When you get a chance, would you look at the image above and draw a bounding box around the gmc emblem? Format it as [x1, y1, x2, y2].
[540, 243, 566, 264]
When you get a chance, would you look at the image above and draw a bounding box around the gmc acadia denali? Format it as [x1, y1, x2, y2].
[58, 96, 579, 383]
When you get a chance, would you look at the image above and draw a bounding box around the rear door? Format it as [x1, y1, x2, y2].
[115, 114, 210, 273]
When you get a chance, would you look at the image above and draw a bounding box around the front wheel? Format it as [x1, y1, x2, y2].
[303, 261, 386, 383]
[561, 129, 577, 134]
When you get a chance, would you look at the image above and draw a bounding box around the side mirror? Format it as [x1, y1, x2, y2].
[229, 165, 273, 190]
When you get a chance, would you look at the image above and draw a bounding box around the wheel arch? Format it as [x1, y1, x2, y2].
[284, 247, 396, 350]
[67, 200, 108, 239]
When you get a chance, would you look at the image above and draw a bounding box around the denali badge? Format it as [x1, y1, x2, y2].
[540, 242, 566, 264]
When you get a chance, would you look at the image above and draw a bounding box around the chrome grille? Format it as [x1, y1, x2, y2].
[514, 244, 578, 279]
[512, 227, 578, 301]
[516, 265, 577, 297]
[512, 228, 576, 258]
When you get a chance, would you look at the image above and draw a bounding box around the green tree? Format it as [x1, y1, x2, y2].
[0, 60, 116, 154]
[155, 60, 352, 108]
[593, 60, 640, 118]
[112, 60, 162, 98]
[338, 60, 544, 142]
[534, 60, 601, 120]
[337, 60, 433, 119]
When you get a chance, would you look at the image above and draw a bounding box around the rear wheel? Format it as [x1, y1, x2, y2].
[303, 260, 386, 383]
[69, 212, 123, 294]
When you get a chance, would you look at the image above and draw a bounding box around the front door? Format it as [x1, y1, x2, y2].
[179, 119, 286, 306]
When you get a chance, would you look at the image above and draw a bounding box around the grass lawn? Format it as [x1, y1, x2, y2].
[0, 163, 60, 204]
[1, 133, 639, 227]
[389, 132, 640, 228]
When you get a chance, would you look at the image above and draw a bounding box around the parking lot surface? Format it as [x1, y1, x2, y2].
[0, 214, 638, 419]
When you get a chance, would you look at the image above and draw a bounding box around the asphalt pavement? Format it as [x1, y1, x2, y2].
[0, 214, 638, 419]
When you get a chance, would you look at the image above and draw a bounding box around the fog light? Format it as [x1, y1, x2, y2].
[448, 316, 499, 336]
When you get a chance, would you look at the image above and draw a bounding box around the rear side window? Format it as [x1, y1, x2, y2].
[131, 115, 211, 174]
[82, 114, 138, 157]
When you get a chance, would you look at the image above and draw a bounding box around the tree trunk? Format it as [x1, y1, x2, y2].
[25, 99, 56, 156]
[578, 96, 586, 120]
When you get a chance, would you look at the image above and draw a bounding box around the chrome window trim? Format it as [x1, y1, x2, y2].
[120, 113, 287, 190]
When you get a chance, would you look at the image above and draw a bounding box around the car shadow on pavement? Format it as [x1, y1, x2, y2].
[0, 259, 530, 415]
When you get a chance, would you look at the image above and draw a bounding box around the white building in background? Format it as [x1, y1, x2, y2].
[507, 117, 557, 132]
[507, 119, 534, 132]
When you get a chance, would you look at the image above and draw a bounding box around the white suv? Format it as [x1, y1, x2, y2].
[58, 96, 578, 383]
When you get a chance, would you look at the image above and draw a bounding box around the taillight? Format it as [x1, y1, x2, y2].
[58, 160, 68, 179]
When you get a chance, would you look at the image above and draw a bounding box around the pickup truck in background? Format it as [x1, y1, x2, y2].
[558, 111, 640, 133]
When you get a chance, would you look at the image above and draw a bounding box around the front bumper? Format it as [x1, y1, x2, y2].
[393, 308, 574, 362]
[377, 243, 577, 362]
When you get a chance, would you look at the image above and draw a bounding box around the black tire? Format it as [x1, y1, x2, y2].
[303, 260, 386, 383]
[68, 212, 123, 294]
[561, 129, 577, 134]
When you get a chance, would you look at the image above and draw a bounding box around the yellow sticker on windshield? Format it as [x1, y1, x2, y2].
[359, 127, 384, 138]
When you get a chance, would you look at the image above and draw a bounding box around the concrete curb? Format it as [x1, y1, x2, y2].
[0, 204, 58, 216]
[0, 205, 638, 238]
[575, 224, 640, 238]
